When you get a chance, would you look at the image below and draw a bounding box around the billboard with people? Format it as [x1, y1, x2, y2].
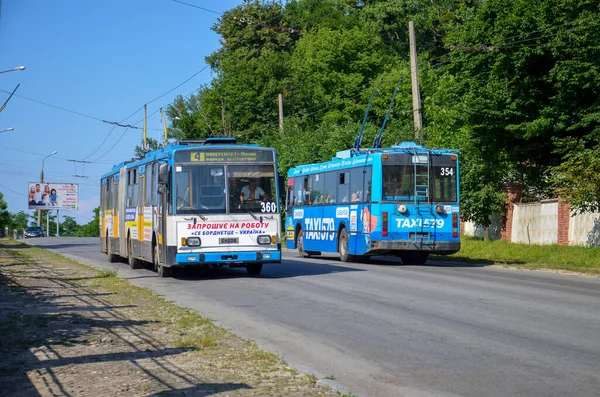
[27, 182, 78, 210]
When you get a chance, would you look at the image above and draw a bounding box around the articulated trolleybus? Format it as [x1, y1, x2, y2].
[101, 138, 282, 277]
[285, 142, 460, 264]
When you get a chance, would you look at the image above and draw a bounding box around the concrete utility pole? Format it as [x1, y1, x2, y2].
[409, 21, 423, 141]
[278, 93, 284, 131]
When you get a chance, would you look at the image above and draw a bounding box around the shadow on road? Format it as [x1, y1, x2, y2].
[174, 258, 364, 281]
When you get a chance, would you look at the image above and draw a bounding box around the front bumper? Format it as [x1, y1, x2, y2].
[174, 250, 281, 266]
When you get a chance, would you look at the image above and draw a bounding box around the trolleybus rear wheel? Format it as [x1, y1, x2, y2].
[106, 236, 119, 263]
[339, 228, 356, 263]
[297, 229, 309, 258]
[128, 237, 143, 269]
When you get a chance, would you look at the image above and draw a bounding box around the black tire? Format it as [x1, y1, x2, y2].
[107, 236, 118, 263]
[128, 237, 142, 269]
[339, 228, 355, 263]
[246, 263, 263, 276]
[297, 229, 309, 258]
[152, 243, 160, 272]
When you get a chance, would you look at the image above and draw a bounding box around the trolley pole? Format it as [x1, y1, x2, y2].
[409, 21, 423, 140]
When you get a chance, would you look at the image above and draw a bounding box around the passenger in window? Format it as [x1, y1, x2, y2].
[351, 190, 361, 202]
[240, 179, 265, 202]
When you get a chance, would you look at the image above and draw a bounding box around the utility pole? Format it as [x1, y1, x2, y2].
[409, 21, 423, 141]
[278, 93, 284, 131]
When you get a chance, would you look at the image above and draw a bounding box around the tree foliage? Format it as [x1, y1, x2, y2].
[165, 0, 600, 223]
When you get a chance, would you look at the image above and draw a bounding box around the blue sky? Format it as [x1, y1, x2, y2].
[0, 0, 245, 225]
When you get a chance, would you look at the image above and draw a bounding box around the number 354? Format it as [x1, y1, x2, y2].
[440, 167, 454, 176]
[261, 202, 278, 213]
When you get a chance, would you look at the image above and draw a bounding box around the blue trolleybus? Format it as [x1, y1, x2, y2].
[100, 138, 282, 277]
[284, 142, 460, 264]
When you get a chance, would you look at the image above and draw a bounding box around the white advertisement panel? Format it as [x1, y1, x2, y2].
[28, 182, 78, 210]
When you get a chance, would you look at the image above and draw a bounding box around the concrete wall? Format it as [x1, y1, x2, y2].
[569, 212, 600, 247]
[511, 200, 558, 245]
[462, 213, 501, 240]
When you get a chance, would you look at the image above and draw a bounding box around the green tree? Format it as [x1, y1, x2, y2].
[9, 211, 29, 233]
[80, 207, 100, 237]
[0, 192, 9, 236]
[60, 216, 80, 237]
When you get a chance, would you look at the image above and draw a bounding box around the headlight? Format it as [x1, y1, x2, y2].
[186, 237, 201, 247]
[257, 235, 271, 245]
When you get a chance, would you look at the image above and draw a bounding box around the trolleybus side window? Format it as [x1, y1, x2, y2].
[324, 172, 337, 204]
[310, 173, 324, 205]
[338, 172, 350, 203]
[294, 177, 303, 206]
[127, 168, 137, 207]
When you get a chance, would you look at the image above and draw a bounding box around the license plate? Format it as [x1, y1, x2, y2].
[219, 237, 239, 244]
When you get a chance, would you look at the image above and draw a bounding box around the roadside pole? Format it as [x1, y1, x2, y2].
[409, 21, 423, 141]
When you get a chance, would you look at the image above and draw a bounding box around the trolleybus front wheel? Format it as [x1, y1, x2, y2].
[339, 228, 356, 263]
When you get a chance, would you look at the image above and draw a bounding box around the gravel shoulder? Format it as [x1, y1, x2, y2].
[0, 239, 342, 396]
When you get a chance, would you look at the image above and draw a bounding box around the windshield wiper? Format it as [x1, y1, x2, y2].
[230, 194, 262, 222]
[176, 196, 207, 221]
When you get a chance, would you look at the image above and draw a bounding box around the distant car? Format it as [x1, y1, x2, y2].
[24, 226, 46, 238]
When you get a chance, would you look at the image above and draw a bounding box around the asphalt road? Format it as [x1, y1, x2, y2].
[23, 237, 600, 397]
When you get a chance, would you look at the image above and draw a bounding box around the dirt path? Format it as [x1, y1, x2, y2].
[0, 240, 343, 396]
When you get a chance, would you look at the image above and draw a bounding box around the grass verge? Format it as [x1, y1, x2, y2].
[433, 236, 600, 275]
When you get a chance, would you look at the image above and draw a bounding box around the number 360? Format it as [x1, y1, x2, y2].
[261, 202, 278, 213]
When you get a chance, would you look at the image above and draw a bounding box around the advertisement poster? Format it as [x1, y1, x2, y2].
[27, 182, 78, 210]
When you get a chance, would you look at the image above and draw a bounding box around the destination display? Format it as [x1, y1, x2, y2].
[175, 149, 274, 163]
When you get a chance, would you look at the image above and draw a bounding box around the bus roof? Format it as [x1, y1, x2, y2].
[287, 142, 458, 177]
[100, 140, 274, 179]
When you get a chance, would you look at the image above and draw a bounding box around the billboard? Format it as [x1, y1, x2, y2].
[28, 182, 78, 210]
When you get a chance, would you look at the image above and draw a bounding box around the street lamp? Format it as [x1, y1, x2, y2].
[41, 151, 58, 183]
[37, 151, 58, 227]
[0, 66, 26, 74]
[0, 127, 14, 133]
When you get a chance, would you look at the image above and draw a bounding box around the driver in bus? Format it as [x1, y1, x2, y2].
[240, 178, 266, 203]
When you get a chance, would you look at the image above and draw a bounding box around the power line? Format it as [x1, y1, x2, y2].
[144, 64, 210, 108]
[0, 88, 106, 122]
[90, 127, 130, 162]
[171, 0, 223, 15]
[0, 182, 22, 196]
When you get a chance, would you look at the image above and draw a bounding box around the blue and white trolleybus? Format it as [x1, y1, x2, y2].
[100, 138, 282, 277]
[285, 142, 460, 264]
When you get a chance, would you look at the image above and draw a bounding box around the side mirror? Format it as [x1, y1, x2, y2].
[157, 185, 166, 195]
[158, 163, 169, 185]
